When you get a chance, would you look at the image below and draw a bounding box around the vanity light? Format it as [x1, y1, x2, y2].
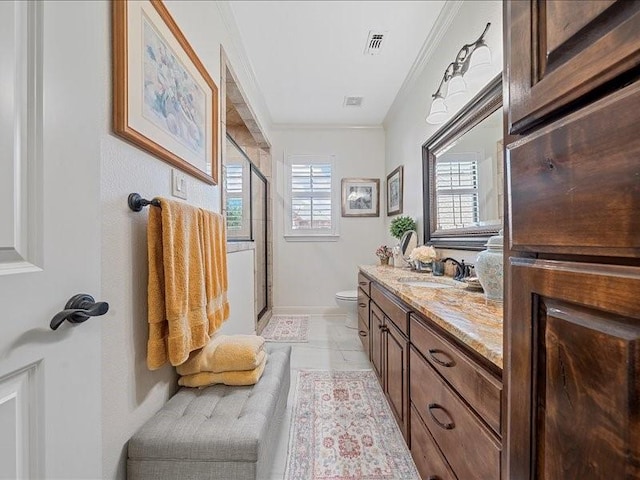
[426, 23, 492, 125]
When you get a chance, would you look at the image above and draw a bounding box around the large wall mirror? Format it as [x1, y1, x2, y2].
[422, 74, 502, 250]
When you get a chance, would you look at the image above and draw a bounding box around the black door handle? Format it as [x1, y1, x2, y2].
[50, 294, 109, 330]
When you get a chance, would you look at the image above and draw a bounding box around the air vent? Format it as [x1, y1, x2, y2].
[344, 96, 363, 107]
[364, 30, 387, 55]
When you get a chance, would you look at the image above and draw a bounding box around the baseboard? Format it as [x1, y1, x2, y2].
[272, 306, 345, 317]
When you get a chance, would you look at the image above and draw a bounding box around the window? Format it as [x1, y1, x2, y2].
[224, 160, 251, 239]
[285, 154, 338, 239]
[435, 152, 479, 229]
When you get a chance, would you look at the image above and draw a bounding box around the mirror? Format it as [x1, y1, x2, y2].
[400, 230, 418, 262]
[422, 74, 503, 250]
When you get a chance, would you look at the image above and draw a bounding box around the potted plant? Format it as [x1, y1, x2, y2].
[389, 215, 417, 240]
[375, 245, 393, 266]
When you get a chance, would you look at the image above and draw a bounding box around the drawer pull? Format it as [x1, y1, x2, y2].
[428, 403, 455, 430]
[359, 303, 367, 308]
[359, 281, 367, 286]
[428, 477, 440, 480]
[428, 349, 455, 368]
[358, 330, 367, 337]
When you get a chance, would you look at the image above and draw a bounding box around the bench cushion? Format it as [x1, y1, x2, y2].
[127, 345, 291, 480]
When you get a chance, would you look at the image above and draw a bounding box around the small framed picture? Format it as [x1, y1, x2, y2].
[386, 165, 403, 216]
[341, 178, 380, 217]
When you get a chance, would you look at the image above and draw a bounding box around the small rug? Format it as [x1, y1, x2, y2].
[284, 370, 420, 480]
[262, 315, 309, 343]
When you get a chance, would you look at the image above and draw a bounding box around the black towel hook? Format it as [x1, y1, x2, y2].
[128, 193, 161, 212]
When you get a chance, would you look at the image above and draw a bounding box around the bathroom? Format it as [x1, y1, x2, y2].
[1, 1, 638, 479]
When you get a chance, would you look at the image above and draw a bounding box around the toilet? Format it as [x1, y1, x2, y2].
[335, 290, 359, 329]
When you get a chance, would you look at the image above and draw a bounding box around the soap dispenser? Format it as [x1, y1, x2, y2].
[475, 230, 504, 300]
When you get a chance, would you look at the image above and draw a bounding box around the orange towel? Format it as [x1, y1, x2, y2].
[146, 198, 230, 370]
[176, 334, 266, 375]
[178, 354, 268, 388]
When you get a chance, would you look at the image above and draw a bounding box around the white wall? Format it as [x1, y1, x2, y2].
[272, 128, 386, 310]
[383, 0, 503, 263]
[223, 249, 256, 335]
[100, 2, 268, 478]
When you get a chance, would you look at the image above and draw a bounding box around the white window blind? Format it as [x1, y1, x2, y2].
[436, 153, 479, 229]
[285, 155, 338, 239]
[224, 161, 250, 239]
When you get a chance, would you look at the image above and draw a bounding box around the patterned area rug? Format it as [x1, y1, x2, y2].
[262, 315, 309, 342]
[285, 370, 420, 480]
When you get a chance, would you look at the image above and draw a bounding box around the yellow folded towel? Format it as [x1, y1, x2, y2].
[177, 334, 266, 375]
[146, 199, 230, 370]
[178, 354, 268, 388]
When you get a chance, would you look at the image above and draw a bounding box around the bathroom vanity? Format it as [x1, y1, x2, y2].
[358, 265, 503, 480]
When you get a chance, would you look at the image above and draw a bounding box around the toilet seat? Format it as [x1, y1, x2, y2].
[335, 290, 358, 301]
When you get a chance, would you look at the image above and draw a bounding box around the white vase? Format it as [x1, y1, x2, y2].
[475, 230, 504, 300]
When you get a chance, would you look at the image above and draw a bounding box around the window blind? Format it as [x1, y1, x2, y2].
[436, 155, 479, 229]
[290, 163, 333, 230]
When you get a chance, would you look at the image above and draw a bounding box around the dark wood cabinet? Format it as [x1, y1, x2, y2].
[507, 259, 640, 480]
[385, 319, 408, 436]
[506, 0, 640, 134]
[505, 2, 640, 478]
[368, 285, 410, 440]
[357, 288, 370, 357]
[370, 302, 385, 384]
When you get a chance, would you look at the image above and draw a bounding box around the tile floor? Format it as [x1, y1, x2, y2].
[267, 314, 372, 479]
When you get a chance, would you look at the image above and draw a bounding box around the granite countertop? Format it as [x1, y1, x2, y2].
[359, 264, 503, 370]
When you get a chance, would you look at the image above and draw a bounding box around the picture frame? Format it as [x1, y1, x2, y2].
[341, 178, 380, 217]
[113, 0, 219, 185]
[386, 165, 403, 216]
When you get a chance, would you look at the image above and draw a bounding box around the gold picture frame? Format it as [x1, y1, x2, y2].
[113, 0, 219, 185]
[341, 178, 380, 217]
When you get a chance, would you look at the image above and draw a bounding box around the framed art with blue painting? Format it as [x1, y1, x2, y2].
[113, 0, 219, 185]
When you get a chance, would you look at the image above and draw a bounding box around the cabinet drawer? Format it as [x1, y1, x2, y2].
[410, 347, 501, 480]
[357, 288, 369, 327]
[509, 79, 640, 258]
[357, 272, 370, 296]
[357, 315, 369, 358]
[411, 314, 501, 434]
[371, 283, 410, 335]
[410, 405, 456, 480]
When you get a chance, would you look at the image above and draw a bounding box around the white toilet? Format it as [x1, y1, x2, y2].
[335, 290, 359, 329]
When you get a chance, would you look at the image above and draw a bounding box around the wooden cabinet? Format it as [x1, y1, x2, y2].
[411, 347, 501, 480]
[368, 284, 410, 440]
[506, 0, 640, 134]
[357, 288, 370, 357]
[360, 273, 502, 477]
[505, 2, 640, 478]
[507, 259, 640, 479]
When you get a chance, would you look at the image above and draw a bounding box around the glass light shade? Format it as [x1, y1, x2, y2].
[468, 44, 492, 73]
[446, 73, 466, 97]
[426, 96, 447, 124]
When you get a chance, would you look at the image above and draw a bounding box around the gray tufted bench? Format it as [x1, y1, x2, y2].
[127, 345, 291, 480]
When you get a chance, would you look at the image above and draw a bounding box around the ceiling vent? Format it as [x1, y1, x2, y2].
[364, 30, 387, 55]
[344, 96, 363, 107]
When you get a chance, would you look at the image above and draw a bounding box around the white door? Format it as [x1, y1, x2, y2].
[0, 2, 103, 478]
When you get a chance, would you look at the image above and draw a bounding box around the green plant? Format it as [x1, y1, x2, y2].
[389, 215, 417, 239]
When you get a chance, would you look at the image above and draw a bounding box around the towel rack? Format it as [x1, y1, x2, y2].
[128, 193, 161, 212]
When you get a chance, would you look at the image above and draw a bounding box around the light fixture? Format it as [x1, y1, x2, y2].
[426, 23, 492, 125]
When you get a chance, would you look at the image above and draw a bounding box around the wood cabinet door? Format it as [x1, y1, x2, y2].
[385, 319, 408, 439]
[370, 303, 385, 385]
[506, 0, 640, 134]
[507, 258, 640, 480]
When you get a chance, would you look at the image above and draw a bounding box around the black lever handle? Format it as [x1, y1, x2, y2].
[50, 294, 109, 331]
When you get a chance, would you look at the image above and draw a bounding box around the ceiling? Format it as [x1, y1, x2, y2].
[229, 1, 446, 126]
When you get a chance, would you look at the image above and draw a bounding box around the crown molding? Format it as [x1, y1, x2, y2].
[384, 0, 463, 124]
[216, 1, 274, 131]
[271, 123, 384, 131]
